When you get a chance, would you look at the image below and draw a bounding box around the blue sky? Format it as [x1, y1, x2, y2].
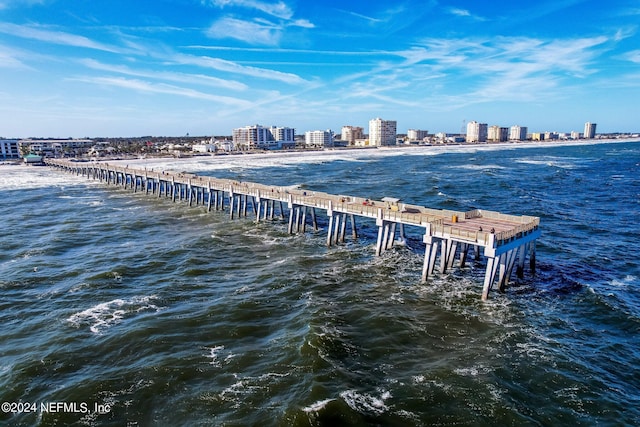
[0, 0, 638, 137]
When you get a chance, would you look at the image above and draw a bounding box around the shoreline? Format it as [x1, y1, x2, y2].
[102, 137, 640, 171]
[3, 137, 640, 174]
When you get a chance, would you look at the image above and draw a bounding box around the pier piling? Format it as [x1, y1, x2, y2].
[45, 159, 540, 300]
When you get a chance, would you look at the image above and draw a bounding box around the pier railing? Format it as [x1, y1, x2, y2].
[45, 159, 540, 247]
[43, 158, 542, 300]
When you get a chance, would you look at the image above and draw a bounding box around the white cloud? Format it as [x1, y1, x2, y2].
[0, 44, 31, 69]
[70, 76, 252, 106]
[203, 0, 313, 45]
[0, 0, 46, 10]
[446, 7, 485, 21]
[623, 50, 640, 63]
[290, 18, 314, 29]
[206, 0, 293, 19]
[79, 59, 249, 91]
[169, 52, 307, 85]
[207, 16, 282, 45]
[0, 23, 119, 53]
[449, 8, 471, 17]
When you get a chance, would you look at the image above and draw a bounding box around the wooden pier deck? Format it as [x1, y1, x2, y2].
[45, 159, 540, 300]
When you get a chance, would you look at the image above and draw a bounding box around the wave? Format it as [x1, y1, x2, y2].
[0, 165, 97, 190]
[66, 295, 163, 334]
[339, 389, 391, 416]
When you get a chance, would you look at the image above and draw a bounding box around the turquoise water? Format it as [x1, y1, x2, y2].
[1, 141, 639, 426]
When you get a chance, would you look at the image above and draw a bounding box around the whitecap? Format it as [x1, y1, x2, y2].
[0, 165, 98, 190]
[67, 295, 162, 334]
[204, 345, 225, 367]
[451, 164, 506, 170]
[339, 389, 391, 415]
[609, 274, 637, 287]
[302, 398, 336, 413]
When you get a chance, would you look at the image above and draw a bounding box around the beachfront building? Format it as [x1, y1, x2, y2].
[407, 129, 429, 142]
[488, 126, 509, 142]
[0, 139, 19, 159]
[509, 125, 528, 141]
[18, 138, 94, 157]
[571, 131, 581, 140]
[341, 126, 364, 146]
[232, 125, 295, 150]
[369, 118, 397, 146]
[584, 122, 597, 139]
[531, 132, 544, 141]
[305, 130, 334, 148]
[466, 121, 487, 143]
[271, 126, 295, 144]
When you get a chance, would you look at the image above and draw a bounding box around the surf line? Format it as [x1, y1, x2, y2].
[45, 159, 540, 300]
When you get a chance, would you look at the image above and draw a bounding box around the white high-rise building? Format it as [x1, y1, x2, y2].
[232, 125, 295, 150]
[488, 126, 509, 142]
[466, 121, 488, 143]
[584, 122, 597, 139]
[341, 126, 364, 145]
[407, 129, 429, 141]
[270, 126, 295, 143]
[369, 118, 397, 146]
[305, 130, 334, 147]
[509, 125, 528, 141]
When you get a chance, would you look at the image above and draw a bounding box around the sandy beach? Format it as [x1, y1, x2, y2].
[96, 137, 640, 173]
[3, 138, 639, 181]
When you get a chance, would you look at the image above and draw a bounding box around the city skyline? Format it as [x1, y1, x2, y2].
[1, 0, 639, 138]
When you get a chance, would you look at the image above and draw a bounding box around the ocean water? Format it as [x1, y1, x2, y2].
[1, 141, 639, 426]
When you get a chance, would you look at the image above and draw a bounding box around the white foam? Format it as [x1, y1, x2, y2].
[609, 274, 637, 287]
[205, 345, 226, 367]
[514, 156, 582, 169]
[67, 295, 162, 334]
[339, 389, 391, 415]
[0, 165, 93, 190]
[451, 164, 506, 170]
[302, 398, 335, 413]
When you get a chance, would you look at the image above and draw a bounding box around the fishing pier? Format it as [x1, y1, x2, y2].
[45, 159, 540, 300]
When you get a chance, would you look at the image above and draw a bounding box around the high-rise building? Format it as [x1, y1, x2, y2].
[466, 121, 488, 143]
[407, 129, 429, 141]
[341, 126, 364, 145]
[305, 130, 334, 147]
[488, 126, 509, 142]
[270, 126, 295, 143]
[232, 125, 295, 149]
[369, 118, 397, 146]
[584, 122, 597, 139]
[509, 125, 528, 141]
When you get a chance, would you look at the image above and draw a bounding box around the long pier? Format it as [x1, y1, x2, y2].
[45, 159, 541, 300]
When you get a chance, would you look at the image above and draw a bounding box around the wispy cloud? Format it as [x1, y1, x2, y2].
[0, 0, 46, 10]
[186, 45, 400, 56]
[0, 44, 31, 69]
[324, 33, 614, 113]
[0, 22, 119, 53]
[205, 0, 293, 20]
[203, 0, 313, 45]
[448, 8, 471, 17]
[623, 50, 640, 63]
[79, 59, 249, 91]
[338, 9, 382, 23]
[70, 76, 252, 106]
[168, 52, 308, 85]
[446, 7, 486, 21]
[207, 17, 282, 45]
